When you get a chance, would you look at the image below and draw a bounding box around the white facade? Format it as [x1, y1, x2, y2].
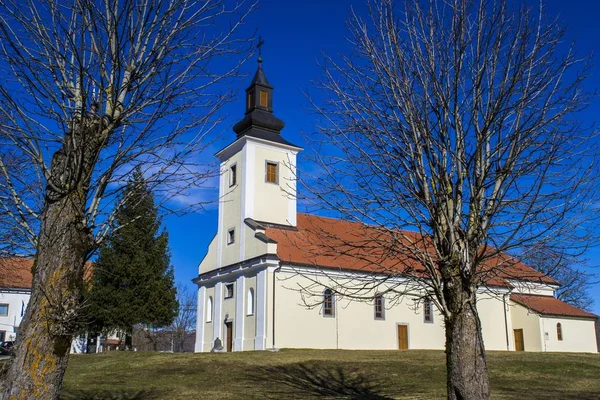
[0, 287, 92, 353]
[196, 261, 599, 353]
[0, 289, 29, 342]
[510, 301, 597, 353]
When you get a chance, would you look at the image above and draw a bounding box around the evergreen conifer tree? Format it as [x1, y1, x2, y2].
[86, 168, 178, 342]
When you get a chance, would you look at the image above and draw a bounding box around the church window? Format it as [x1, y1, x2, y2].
[323, 289, 335, 317]
[374, 295, 384, 320]
[206, 297, 213, 323]
[247, 288, 255, 315]
[424, 297, 433, 323]
[227, 228, 235, 245]
[225, 283, 234, 299]
[0, 331, 5, 342]
[557, 323, 563, 341]
[259, 90, 268, 107]
[0, 304, 7, 317]
[229, 164, 237, 187]
[266, 161, 278, 184]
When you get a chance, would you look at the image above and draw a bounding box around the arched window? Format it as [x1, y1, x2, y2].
[374, 295, 384, 320]
[323, 289, 335, 317]
[247, 288, 255, 316]
[206, 296, 213, 323]
[424, 298, 433, 323]
[557, 323, 563, 341]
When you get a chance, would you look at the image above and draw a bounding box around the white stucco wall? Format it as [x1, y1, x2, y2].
[508, 280, 557, 297]
[477, 291, 512, 351]
[273, 269, 447, 350]
[220, 151, 244, 269]
[243, 275, 257, 350]
[196, 265, 597, 354]
[539, 316, 597, 353]
[273, 270, 513, 351]
[201, 285, 216, 352]
[0, 290, 30, 341]
[243, 223, 270, 261]
[198, 235, 218, 274]
[509, 301, 543, 351]
[251, 142, 298, 226]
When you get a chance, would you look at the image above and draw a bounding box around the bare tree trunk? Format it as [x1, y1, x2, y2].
[2, 118, 101, 399]
[444, 278, 490, 400]
[2, 198, 89, 398]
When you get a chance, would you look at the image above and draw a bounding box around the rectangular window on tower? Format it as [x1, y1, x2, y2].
[266, 161, 278, 184]
[224, 283, 234, 299]
[227, 228, 235, 245]
[229, 164, 237, 187]
[259, 90, 268, 107]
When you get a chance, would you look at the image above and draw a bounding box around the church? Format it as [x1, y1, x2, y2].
[192, 58, 598, 354]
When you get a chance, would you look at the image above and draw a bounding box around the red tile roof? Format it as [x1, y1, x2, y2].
[264, 213, 558, 287]
[0, 257, 93, 290]
[511, 294, 597, 319]
[0, 257, 33, 289]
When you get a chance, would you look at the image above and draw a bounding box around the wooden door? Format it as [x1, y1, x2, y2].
[397, 325, 409, 350]
[225, 322, 233, 352]
[514, 329, 524, 351]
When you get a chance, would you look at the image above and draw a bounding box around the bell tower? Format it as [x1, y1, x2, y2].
[214, 51, 302, 268]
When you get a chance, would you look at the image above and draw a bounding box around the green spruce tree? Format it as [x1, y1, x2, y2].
[86, 167, 178, 344]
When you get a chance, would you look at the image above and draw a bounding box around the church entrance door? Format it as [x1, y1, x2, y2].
[225, 322, 233, 352]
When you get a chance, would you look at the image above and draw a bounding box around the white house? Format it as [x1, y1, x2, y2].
[0, 258, 32, 342]
[193, 59, 598, 354]
[0, 258, 99, 353]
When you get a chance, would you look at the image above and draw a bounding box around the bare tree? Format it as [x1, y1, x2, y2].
[171, 283, 197, 352]
[519, 243, 596, 311]
[0, 0, 256, 398]
[301, 0, 598, 399]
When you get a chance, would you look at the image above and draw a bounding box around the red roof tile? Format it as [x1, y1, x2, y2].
[0, 257, 93, 290]
[511, 294, 597, 319]
[264, 213, 558, 287]
[0, 257, 33, 289]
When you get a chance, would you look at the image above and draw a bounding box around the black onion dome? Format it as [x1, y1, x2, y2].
[231, 58, 299, 148]
[233, 109, 285, 135]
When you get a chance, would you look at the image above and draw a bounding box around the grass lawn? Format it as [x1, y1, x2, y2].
[54, 349, 600, 399]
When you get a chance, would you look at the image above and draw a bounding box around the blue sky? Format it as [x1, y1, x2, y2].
[165, 0, 600, 314]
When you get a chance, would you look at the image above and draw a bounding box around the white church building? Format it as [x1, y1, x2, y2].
[193, 59, 598, 354]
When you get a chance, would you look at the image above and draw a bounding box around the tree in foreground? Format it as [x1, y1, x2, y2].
[304, 0, 597, 399]
[0, 0, 255, 397]
[86, 169, 177, 346]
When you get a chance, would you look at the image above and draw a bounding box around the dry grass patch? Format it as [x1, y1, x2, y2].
[54, 349, 600, 399]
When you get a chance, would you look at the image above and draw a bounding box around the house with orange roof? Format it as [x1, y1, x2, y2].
[0, 258, 98, 353]
[192, 59, 598, 354]
[0, 258, 33, 342]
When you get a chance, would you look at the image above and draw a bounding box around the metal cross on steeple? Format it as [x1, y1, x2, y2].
[257, 36, 265, 63]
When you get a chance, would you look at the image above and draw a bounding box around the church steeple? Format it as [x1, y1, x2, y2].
[232, 52, 288, 142]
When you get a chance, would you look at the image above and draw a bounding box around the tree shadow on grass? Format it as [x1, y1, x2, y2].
[244, 361, 394, 399]
[60, 389, 159, 400]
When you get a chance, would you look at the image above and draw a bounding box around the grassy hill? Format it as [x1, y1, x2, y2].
[31, 349, 600, 399]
